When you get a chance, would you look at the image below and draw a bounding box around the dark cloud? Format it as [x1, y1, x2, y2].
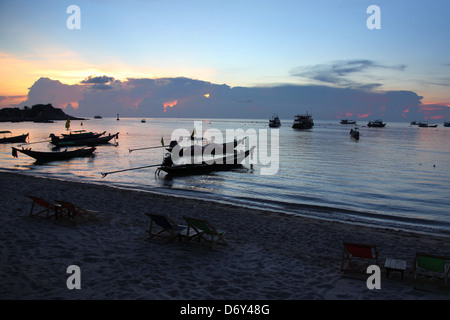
[290, 60, 406, 88]
[81, 75, 115, 84]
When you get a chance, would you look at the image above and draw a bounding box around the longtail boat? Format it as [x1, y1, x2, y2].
[12, 146, 96, 162]
[51, 132, 119, 148]
[166, 138, 246, 157]
[0, 131, 29, 143]
[156, 146, 255, 176]
[50, 130, 105, 144]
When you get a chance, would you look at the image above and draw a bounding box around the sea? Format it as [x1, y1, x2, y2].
[1, 117, 450, 237]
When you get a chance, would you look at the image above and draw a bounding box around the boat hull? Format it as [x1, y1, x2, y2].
[52, 133, 119, 148]
[12, 147, 96, 162]
[157, 148, 254, 176]
[0, 133, 29, 144]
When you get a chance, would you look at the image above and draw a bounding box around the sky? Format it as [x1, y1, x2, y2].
[1, 0, 450, 121]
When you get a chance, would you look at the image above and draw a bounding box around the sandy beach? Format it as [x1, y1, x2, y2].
[0, 171, 449, 303]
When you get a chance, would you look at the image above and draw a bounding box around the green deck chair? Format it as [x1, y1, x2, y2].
[183, 216, 227, 248]
[145, 213, 197, 242]
[413, 252, 450, 285]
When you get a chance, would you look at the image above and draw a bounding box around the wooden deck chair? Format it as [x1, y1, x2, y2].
[413, 252, 450, 285]
[27, 195, 62, 219]
[183, 216, 227, 248]
[145, 213, 196, 241]
[54, 200, 100, 221]
[341, 241, 379, 272]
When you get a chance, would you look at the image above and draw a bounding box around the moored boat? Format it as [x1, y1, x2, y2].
[50, 132, 119, 148]
[12, 146, 96, 162]
[292, 112, 314, 129]
[269, 114, 281, 128]
[0, 131, 29, 143]
[340, 119, 357, 124]
[156, 146, 255, 176]
[367, 119, 386, 127]
[166, 138, 246, 157]
[50, 130, 106, 145]
[418, 122, 438, 127]
[350, 128, 360, 140]
[444, 122, 450, 127]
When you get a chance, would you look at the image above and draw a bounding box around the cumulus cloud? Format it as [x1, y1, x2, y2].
[9, 75, 442, 122]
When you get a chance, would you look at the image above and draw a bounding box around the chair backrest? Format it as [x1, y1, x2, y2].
[147, 214, 182, 231]
[27, 196, 53, 209]
[344, 242, 376, 259]
[184, 217, 214, 234]
[416, 253, 446, 272]
[56, 201, 76, 211]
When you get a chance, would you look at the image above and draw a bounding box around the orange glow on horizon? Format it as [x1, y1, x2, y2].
[163, 100, 178, 112]
[65, 101, 79, 110]
[357, 113, 371, 119]
[421, 101, 450, 108]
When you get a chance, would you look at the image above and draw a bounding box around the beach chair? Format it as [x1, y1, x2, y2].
[341, 241, 379, 272]
[54, 200, 100, 221]
[183, 216, 227, 248]
[413, 252, 450, 285]
[27, 195, 62, 220]
[145, 213, 196, 241]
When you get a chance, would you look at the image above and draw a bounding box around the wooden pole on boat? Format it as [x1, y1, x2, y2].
[16, 140, 50, 147]
[101, 164, 161, 178]
[128, 145, 168, 153]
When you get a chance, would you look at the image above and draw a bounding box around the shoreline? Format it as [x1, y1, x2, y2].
[7, 168, 449, 239]
[1, 171, 449, 300]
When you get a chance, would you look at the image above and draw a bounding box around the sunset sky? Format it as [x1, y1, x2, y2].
[1, 0, 450, 120]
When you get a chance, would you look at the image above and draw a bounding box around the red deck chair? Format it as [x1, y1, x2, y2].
[27, 195, 62, 220]
[341, 241, 379, 272]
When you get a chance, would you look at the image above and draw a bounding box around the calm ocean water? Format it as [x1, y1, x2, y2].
[1, 117, 450, 236]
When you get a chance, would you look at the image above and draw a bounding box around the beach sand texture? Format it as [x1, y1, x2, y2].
[0, 171, 449, 300]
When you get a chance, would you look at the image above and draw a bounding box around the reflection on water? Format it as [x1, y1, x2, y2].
[1, 117, 450, 236]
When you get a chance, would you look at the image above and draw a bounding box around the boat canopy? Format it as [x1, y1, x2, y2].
[0, 131, 12, 134]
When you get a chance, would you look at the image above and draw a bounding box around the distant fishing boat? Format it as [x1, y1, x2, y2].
[444, 122, 450, 127]
[367, 119, 386, 127]
[94, 115, 102, 119]
[269, 114, 281, 128]
[0, 131, 29, 144]
[292, 112, 314, 129]
[141, 119, 146, 123]
[418, 122, 438, 128]
[117, 114, 120, 121]
[340, 119, 357, 124]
